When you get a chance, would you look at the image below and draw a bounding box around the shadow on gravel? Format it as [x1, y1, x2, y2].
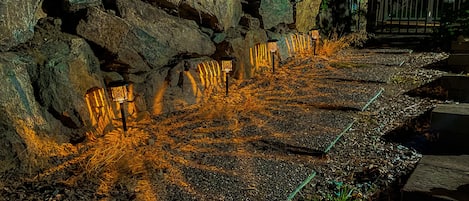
[323, 77, 387, 84]
[251, 139, 325, 157]
[420, 58, 449, 71]
[421, 58, 469, 74]
[406, 75, 469, 103]
[382, 110, 437, 154]
[383, 109, 469, 155]
[403, 72, 469, 155]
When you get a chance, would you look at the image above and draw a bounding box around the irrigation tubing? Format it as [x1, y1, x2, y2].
[323, 120, 357, 154]
[286, 171, 317, 201]
[286, 88, 384, 200]
[361, 88, 384, 112]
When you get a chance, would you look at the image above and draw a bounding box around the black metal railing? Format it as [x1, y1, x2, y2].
[368, 0, 467, 34]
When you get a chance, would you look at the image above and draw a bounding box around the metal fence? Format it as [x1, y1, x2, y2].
[368, 0, 467, 34]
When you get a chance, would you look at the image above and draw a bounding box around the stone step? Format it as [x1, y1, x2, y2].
[451, 41, 469, 53]
[431, 103, 469, 154]
[448, 54, 469, 67]
[402, 155, 469, 201]
[432, 103, 469, 135]
[438, 75, 469, 102]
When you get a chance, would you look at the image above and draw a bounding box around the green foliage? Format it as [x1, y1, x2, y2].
[439, 1, 469, 39]
[308, 181, 357, 201]
[320, 0, 329, 11]
[326, 181, 354, 201]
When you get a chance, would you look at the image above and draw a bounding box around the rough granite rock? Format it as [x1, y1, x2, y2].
[32, 37, 104, 129]
[259, 0, 294, 30]
[116, 0, 215, 58]
[0, 52, 59, 173]
[138, 60, 203, 115]
[0, 52, 42, 135]
[229, 29, 268, 79]
[0, 0, 46, 51]
[65, 0, 102, 12]
[150, 0, 243, 31]
[296, 0, 322, 33]
[77, 2, 215, 73]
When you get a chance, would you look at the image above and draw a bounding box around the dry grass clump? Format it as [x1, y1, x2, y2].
[84, 128, 149, 178]
[12, 119, 77, 175]
[80, 127, 162, 198]
[319, 32, 369, 57]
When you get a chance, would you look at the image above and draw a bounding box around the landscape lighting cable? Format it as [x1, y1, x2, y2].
[286, 88, 384, 200]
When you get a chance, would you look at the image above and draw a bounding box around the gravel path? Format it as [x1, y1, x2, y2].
[0, 48, 449, 200]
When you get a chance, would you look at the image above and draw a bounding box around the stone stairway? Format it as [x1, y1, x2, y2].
[402, 103, 469, 200]
[448, 37, 469, 72]
[402, 76, 469, 200]
[402, 155, 469, 201]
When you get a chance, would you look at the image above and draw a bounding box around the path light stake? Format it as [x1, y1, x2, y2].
[109, 81, 129, 133]
[268, 39, 278, 73]
[311, 29, 320, 55]
[221, 57, 233, 97]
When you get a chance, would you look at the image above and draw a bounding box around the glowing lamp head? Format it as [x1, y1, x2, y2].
[109, 81, 128, 103]
[311, 30, 320, 40]
[267, 39, 278, 53]
[221, 57, 234, 73]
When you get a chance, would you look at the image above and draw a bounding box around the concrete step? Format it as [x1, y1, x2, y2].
[402, 155, 469, 201]
[448, 54, 469, 67]
[451, 41, 469, 53]
[437, 75, 469, 102]
[432, 103, 469, 135]
[430, 103, 469, 154]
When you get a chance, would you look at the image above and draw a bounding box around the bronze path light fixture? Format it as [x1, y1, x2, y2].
[267, 39, 278, 73]
[109, 81, 129, 133]
[221, 57, 233, 97]
[311, 29, 320, 55]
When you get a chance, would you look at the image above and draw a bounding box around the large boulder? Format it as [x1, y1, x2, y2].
[296, 0, 322, 33]
[32, 38, 104, 129]
[0, 53, 41, 133]
[65, 0, 102, 11]
[229, 29, 268, 79]
[0, 0, 46, 51]
[77, 7, 146, 73]
[0, 17, 110, 173]
[147, 0, 243, 31]
[268, 32, 293, 61]
[77, 1, 215, 73]
[259, 0, 294, 30]
[116, 0, 216, 58]
[138, 60, 204, 115]
[26, 18, 106, 132]
[0, 52, 65, 173]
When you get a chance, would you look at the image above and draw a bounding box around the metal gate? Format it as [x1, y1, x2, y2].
[368, 0, 467, 34]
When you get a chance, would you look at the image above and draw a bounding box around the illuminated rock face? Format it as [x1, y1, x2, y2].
[0, 0, 332, 174]
[64, 0, 102, 11]
[34, 39, 103, 129]
[0, 18, 108, 173]
[0, 52, 42, 173]
[156, 0, 243, 31]
[77, 0, 216, 73]
[229, 29, 268, 79]
[296, 0, 322, 33]
[117, 0, 216, 59]
[0, 53, 43, 133]
[259, 0, 294, 30]
[0, 52, 75, 173]
[0, 0, 45, 51]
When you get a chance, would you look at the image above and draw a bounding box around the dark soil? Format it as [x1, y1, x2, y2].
[0, 48, 450, 200]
